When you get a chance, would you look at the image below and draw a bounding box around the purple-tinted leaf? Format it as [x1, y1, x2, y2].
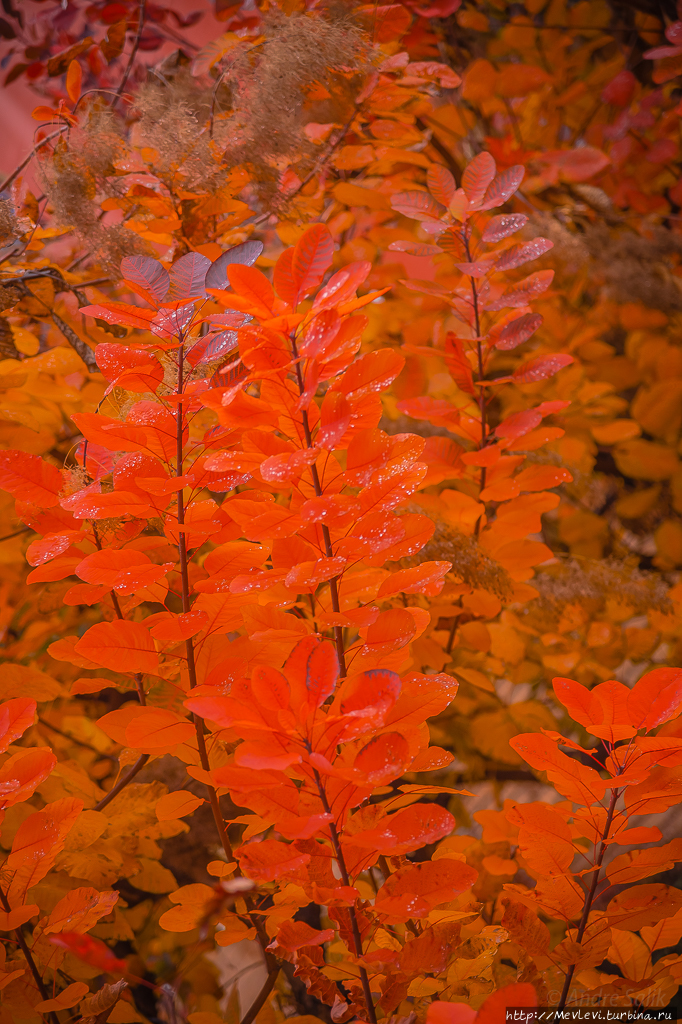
[151, 303, 196, 337]
[205, 240, 264, 291]
[494, 312, 543, 351]
[120, 255, 169, 302]
[484, 270, 554, 311]
[187, 331, 238, 368]
[211, 358, 249, 389]
[482, 213, 528, 244]
[495, 238, 554, 272]
[390, 190, 446, 222]
[455, 260, 494, 278]
[480, 165, 525, 210]
[167, 252, 212, 301]
[203, 312, 252, 330]
[513, 352, 573, 383]
[462, 152, 496, 205]
[388, 241, 443, 256]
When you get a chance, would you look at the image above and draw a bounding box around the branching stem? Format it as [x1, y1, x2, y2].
[290, 332, 347, 676]
[556, 788, 620, 1011]
[0, 886, 60, 1024]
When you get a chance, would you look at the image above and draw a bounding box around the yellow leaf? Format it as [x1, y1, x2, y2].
[0, 904, 39, 930]
[34, 981, 89, 1011]
[591, 419, 641, 444]
[128, 858, 177, 894]
[332, 182, 391, 211]
[613, 439, 680, 480]
[155, 790, 205, 821]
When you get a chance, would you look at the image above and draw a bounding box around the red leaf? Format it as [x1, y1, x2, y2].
[312, 261, 372, 311]
[353, 732, 411, 785]
[444, 333, 475, 394]
[462, 152, 496, 205]
[149, 610, 209, 642]
[602, 69, 637, 107]
[334, 348, 405, 399]
[512, 352, 573, 383]
[79, 303, 159, 331]
[120, 255, 169, 302]
[237, 839, 310, 882]
[95, 343, 164, 393]
[480, 165, 525, 209]
[0, 451, 62, 507]
[482, 213, 528, 243]
[426, 165, 456, 207]
[49, 933, 127, 974]
[74, 620, 158, 674]
[495, 238, 553, 272]
[390, 190, 446, 222]
[0, 748, 56, 810]
[0, 698, 36, 754]
[284, 635, 338, 710]
[267, 920, 334, 952]
[273, 246, 296, 306]
[349, 803, 454, 855]
[495, 409, 542, 440]
[125, 708, 195, 751]
[291, 224, 335, 306]
[628, 667, 682, 732]
[376, 561, 451, 598]
[227, 264, 276, 318]
[493, 312, 543, 351]
[476, 983, 538, 1023]
[485, 270, 554, 311]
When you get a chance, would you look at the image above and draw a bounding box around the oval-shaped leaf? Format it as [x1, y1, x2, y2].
[480, 164, 525, 210]
[493, 312, 543, 350]
[390, 190, 446, 221]
[120, 255, 169, 302]
[204, 241, 264, 291]
[461, 151, 496, 204]
[512, 352, 574, 383]
[167, 252, 212, 301]
[482, 213, 529, 243]
[495, 237, 553, 272]
[426, 165, 456, 207]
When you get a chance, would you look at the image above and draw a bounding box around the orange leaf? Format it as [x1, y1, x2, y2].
[236, 839, 310, 882]
[156, 790, 205, 820]
[34, 982, 90, 1013]
[74, 620, 158, 674]
[227, 264, 276, 318]
[628, 667, 682, 731]
[290, 224, 334, 306]
[65, 59, 82, 104]
[0, 451, 62, 507]
[0, 698, 36, 753]
[0, 748, 56, 809]
[476, 983, 538, 1023]
[376, 561, 451, 599]
[43, 887, 119, 935]
[125, 708, 195, 752]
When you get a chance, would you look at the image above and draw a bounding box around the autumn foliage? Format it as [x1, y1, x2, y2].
[1, 1, 682, 1023]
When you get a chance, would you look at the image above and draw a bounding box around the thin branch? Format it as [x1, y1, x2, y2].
[0, 526, 30, 544]
[556, 788, 620, 1011]
[239, 967, 281, 1024]
[94, 753, 150, 811]
[0, 127, 68, 194]
[0, 886, 60, 1024]
[115, 0, 146, 102]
